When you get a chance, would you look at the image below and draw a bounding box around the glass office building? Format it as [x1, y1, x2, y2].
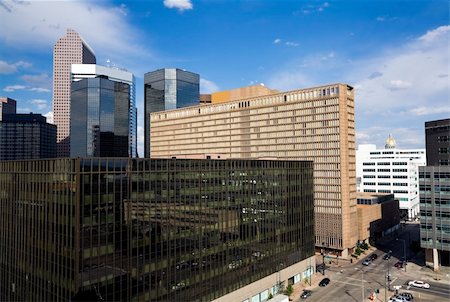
[420, 118, 450, 269]
[0, 113, 56, 160]
[144, 68, 200, 157]
[70, 77, 130, 157]
[0, 158, 314, 302]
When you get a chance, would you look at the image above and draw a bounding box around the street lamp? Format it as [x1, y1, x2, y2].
[396, 238, 406, 272]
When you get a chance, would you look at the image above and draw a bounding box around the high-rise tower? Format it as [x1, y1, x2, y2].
[53, 29, 96, 157]
[144, 68, 200, 157]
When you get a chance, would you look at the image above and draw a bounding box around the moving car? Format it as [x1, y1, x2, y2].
[408, 280, 430, 288]
[362, 258, 371, 266]
[319, 277, 330, 287]
[300, 290, 312, 299]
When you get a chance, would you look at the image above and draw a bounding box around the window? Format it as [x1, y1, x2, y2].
[378, 162, 390, 166]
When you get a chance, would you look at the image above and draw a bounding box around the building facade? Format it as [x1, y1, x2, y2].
[53, 28, 96, 157]
[149, 83, 357, 256]
[71, 64, 137, 157]
[420, 118, 450, 270]
[144, 68, 200, 158]
[356, 193, 400, 243]
[70, 77, 130, 157]
[0, 97, 16, 121]
[0, 114, 56, 160]
[0, 158, 314, 302]
[208, 84, 278, 104]
[356, 139, 426, 219]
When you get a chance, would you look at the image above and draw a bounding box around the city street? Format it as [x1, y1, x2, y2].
[292, 223, 450, 302]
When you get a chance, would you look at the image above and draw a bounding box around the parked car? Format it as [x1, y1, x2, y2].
[408, 280, 430, 288]
[369, 253, 378, 260]
[394, 261, 403, 269]
[398, 292, 413, 301]
[300, 290, 312, 299]
[319, 278, 330, 287]
[383, 253, 392, 260]
[362, 258, 371, 266]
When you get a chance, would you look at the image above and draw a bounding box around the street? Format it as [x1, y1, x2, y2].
[292, 223, 450, 302]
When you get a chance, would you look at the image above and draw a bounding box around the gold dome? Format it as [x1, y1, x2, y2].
[385, 133, 396, 149]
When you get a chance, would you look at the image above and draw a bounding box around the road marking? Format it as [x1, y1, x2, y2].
[332, 279, 366, 287]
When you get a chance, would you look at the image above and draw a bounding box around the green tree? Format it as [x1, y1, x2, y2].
[285, 284, 294, 298]
[268, 293, 273, 300]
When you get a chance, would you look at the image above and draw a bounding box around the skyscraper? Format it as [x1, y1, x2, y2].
[149, 83, 358, 257]
[420, 118, 450, 270]
[53, 28, 96, 157]
[0, 97, 16, 121]
[144, 68, 200, 157]
[70, 76, 130, 157]
[71, 64, 137, 157]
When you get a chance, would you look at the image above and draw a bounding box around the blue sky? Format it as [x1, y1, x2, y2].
[0, 0, 449, 156]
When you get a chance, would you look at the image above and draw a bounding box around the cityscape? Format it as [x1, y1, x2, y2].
[0, 1, 449, 302]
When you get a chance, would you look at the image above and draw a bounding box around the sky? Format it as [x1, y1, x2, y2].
[0, 0, 449, 157]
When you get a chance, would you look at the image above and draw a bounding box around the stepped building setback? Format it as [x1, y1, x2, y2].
[53, 29, 96, 157]
[149, 83, 357, 256]
[0, 158, 314, 302]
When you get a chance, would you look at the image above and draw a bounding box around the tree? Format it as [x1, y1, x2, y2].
[268, 293, 273, 300]
[285, 284, 293, 298]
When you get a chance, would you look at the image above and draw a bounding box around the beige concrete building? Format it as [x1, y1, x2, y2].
[53, 29, 96, 157]
[150, 83, 358, 256]
[356, 193, 400, 243]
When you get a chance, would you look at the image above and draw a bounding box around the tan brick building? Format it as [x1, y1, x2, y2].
[150, 83, 357, 256]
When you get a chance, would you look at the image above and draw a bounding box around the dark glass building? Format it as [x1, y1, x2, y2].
[0, 97, 17, 121]
[70, 76, 130, 157]
[144, 68, 200, 158]
[0, 158, 314, 302]
[420, 118, 450, 270]
[0, 113, 56, 160]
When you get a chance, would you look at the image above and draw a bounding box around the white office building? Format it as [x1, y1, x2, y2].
[356, 135, 426, 219]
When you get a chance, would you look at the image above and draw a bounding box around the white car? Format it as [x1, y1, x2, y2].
[408, 280, 430, 288]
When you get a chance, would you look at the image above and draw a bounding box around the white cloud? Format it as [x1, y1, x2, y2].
[273, 38, 281, 44]
[376, 16, 385, 22]
[0, 60, 31, 74]
[3, 84, 26, 92]
[285, 41, 299, 47]
[21, 73, 51, 90]
[387, 79, 412, 91]
[0, 0, 153, 70]
[404, 106, 450, 116]
[418, 25, 450, 43]
[29, 87, 51, 93]
[31, 99, 48, 110]
[163, 0, 193, 11]
[43, 111, 53, 124]
[200, 78, 219, 94]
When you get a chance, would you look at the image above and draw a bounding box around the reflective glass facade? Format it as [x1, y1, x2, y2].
[144, 68, 200, 157]
[0, 158, 314, 301]
[0, 114, 56, 160]
[71, 77, 130, 157]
